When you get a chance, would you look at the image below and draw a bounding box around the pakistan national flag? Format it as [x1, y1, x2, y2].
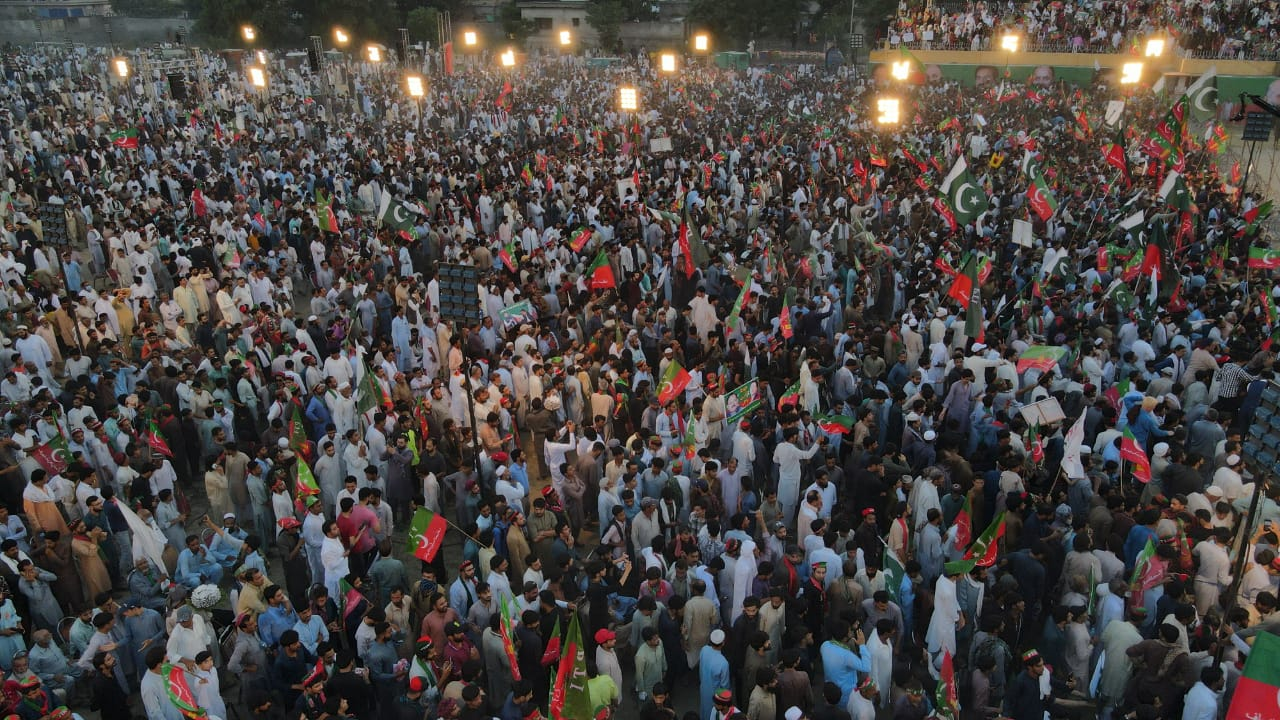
[1103, 279, 1137, 310]
[378, 194, 419, 233]
[940, 157, 987, 226]
[882, 547, 906, 603]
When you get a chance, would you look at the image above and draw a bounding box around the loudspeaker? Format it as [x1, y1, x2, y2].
[1244, 111, 1273, 143]
[307, 36, 322, 72]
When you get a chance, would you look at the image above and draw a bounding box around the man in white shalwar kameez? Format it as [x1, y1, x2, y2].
[866, 623, 895, 709]
[730, 540, 759, 623]
[925, 560, 971, 667]
[688, 289, 718, 342]
[845, 677, 879, 720]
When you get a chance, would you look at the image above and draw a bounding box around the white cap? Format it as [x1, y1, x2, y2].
[785, 709, 804, 720]
[1227, 454, 1241, 465]
[1153, 442, 1170, 457]
[709, 629, 726, 645]
[223, 512, 236, 520]
[1205, 486, 1224, 497]
[906, 413, 922, 423]
[923, 430, 937, 441]
[495, 466, 508, 477]
[972, 343, 987, 352]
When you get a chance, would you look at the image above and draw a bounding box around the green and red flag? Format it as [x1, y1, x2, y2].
[677, 221, 695, 278]
[868, 149, 888, 168]
[146, 421, 174, 458]
[726, 277, 751, 330]
[656, 360, 691, 406]
[110, 128, 139, 149]
[1121, 428, 1151, 482]
[952, 495, 972, 550]
[30, 434, 71, 475]
[407, 507, 448, 562]
[936, 651, 958, 718]
[777, 380, 801, 411]
[520, 163, 533, 186]
[356, 361, 391, 415]
[288, 405, 313, 458]
[1227, 631, 1280, 719]
[814, 413, 853, 434]
[1240, 201, 1274, 238]
[315, 189, 339, 233]
[164, 663, 207, 719]
[963, 511, 1006, 566]
[1248, 246, 1280, 269]
[779, 287, 797, 339]
[549, 613, 592, 720]
[682, 410, 698, 459]
[588, 250, 616, 289]
[498, 594, 522, 680]
[1129, 538, 1156, 586]
[1027, 162, 1058, 221]
[947, 254, 978, 308]
[498, 242, 518, 273]
[569, 227, 593, 253]
[1016, 345, 1067, 373]
[294, 457, 321, 499]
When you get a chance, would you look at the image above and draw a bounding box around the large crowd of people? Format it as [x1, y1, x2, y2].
[885, 0, 1280, 59]
[0, 35, 1273, 720]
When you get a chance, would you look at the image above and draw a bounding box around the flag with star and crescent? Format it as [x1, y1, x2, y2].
[377, 194, 420, 235]
[939, 157, 986, 226]
[657, 360, 691, 406]
[407, 507, 447, 562]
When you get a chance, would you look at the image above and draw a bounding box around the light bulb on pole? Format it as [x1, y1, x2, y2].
[1001, 34, 1019, 53]
[241, 26, 256, 43]
[255, 50, 267, 66]
[559, 30, 572, 46]
[876, 97, 900, 125]
[113, 57, 129, 79]
[333, 28, 350, 46]
[500, 49, 516, 67]
[693, 33, 709, 52]
[619, 86, 638, 112]
[406, 74, 425, 97]
[660, 53, 676, 73]
[248, 66, 267, 89]
[1144, 38, 1165, 57]
[890, 61, 910, 81]
[366, 45, 382, 63]
[463, 30, 478, 47]
[1120, 62, 1143, 85]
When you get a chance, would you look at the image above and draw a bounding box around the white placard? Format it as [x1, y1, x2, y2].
[1019, 398, 1065, 427]
[649, 137, 672, 153]
[1012, 218, 1035, 247]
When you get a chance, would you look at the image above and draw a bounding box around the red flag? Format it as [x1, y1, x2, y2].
[443, 42, 454, 75]
[932, 197, 957, 233]
[146, 421, 174, 458]
[569, 227, 592, 253]
[191, 189, 207, 218]
[953, 495, 972, 550]
[946, 255, 978, 308]
[678, 223, 695, 279]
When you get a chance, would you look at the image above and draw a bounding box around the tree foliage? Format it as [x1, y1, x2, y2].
[498, 1, 535, 43]
[406, 7, 440, 45]
[586, 0, 626, 51]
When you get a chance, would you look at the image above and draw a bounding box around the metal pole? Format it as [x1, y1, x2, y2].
[1239, 140, 1259, 210]
[458, 320, 481, 472]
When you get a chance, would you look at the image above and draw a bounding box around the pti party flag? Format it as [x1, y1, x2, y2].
[814, 413, 853, 434]
[1016, 345, 1067, 373]
[499, 299, 537, 331]
[1102, 128, 1131, 183]
[407, 507, 448, 562]
[315, 190, 339, 233]
[1027, 162, 1058, 221]
[443, 41, 454, 75]
[377, 194, 418, 234]
[947, 254, 978, 309]
[110, 128, 139, 149]
[657, 360, 691, 405]
[498, 243, 518, 273]
[498, 594, 522, 680]
[963, 511, 1006, 566]
[1121, 428, 1151, 482]
[1248, 246, 1280, 270]
[779, 287, 797, 339]
[30, 434, 71, 475]
[936, 651, 958, 719]
[294, 457, 321, 498]
[725, 278, 751, 330]
[569, 227, 593, 253]
[1129, 538, 1156, 585]
[882, 547, 906, 603]
[146, 421, 174, 458]
[588, 250, 616, 289]
[339, 576, 367, 624]
[1227, 631, 1280, 719]
[677, 221, 696, 279]
[550, 613, 592, 720]
[164, 663, 207, 719]
[953, 495, 973, 550]
[288, 405, 309, 450]
[724, 380, 762, 425]
[777, 380, 801, 411]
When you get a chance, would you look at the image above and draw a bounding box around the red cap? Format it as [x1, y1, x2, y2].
[593, 628, 615, 644]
